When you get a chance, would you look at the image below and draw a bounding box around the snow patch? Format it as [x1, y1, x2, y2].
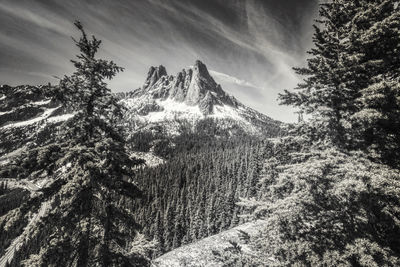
[47, 113, 75, 123]
[211, 104, 258, 134]
[212, 104, 243, 121]
[144, 99, 204, 123]
[58, 162, 72, 174]
[0, 110, 12, 116]
[0, 108, 73, 129]
[31, 99, 51, 106]
[1, 107, 60, 129]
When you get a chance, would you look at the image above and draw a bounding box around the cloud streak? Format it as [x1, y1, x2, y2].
[0, 0, 318, 122]
[210, 70, 259, 89]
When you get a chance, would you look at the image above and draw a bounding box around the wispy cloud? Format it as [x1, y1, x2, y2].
[210, 70, 258, 89]
[0, 0, 318, 122]
[0, 2, 70, 35]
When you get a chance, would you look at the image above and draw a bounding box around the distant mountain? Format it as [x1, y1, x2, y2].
[0, 60, 281, 163]
[117, 60, 281, 137]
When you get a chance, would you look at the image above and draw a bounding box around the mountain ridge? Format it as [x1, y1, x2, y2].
[117, 60, 281, 137]
[0, 60, 282, 161]
[132, 60, 239, 115]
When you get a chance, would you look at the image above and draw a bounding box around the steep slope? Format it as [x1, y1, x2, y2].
[0, 85, 74, 161]
[151, 220, 270, 267]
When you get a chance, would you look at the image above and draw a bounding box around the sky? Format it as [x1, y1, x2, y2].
[0, 0, 319, 122]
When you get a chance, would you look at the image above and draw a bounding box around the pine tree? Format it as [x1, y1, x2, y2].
[162, 202, 175, 251]
[279, 0, 400, 166]
[239, 1, 400, 265]
[279, 0, 357, 146]
[2, 21, 150, 266]
[349, 0, 400, 167]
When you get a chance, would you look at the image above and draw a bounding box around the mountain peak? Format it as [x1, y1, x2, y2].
[193, 60, 210, 77]
[143, 65, 167, 89]
[191, 60, 217, 87]
[137, 60, 238, 115]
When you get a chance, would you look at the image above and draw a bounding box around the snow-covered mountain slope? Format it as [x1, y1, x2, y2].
[0, 85, 73, 160]
[0, 61, 281, 165]
[118, 60, 281, 137]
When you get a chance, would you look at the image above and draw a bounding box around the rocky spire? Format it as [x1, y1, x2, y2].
[192, 60, 215, 86]
[136, 60, 238, 115]
[186, 60, 221, 105]
[143, 65, 167, 89]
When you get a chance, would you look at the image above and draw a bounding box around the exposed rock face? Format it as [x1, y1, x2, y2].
[143, 65, 168, 89]
[198, 91, 217, 115]
[118, 60, 281, 137]
[185, 60, 217, 105]
[137, 60, 238, 115]
[136, 100, 163, 115]
[170, 69, 191, 102]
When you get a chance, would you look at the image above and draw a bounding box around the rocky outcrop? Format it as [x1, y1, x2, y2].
[170, 69, 192, 102]
[143, 65, 167, 90]
[198, 91, 217, 115]
[134, 60, 239, 115]
[136, 100, 163, 116]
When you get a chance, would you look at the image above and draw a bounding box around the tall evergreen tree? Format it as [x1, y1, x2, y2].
[349, 0, 400, 167]
[279, 0, 400, 166]
[2, 21, 150, 266]
[279, 0, 357, 146]
[238, 1, 400, 266]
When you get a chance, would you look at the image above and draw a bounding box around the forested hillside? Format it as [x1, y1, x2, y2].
[1, 0, 399, 266]
[131, 136, 270, 256]
[0, 21, 281, 266]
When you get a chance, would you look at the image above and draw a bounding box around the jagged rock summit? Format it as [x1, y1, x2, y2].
[144, 65, 167, 89]
[0, 61, 281, 161]
[119, 60, 281, 137]
[138, 60, 238, 115]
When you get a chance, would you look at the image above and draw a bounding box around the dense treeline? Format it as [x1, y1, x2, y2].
[0, 187, 29, 217]
[126, 116, 273, 159]
[129, 137, 270, 256]
[0, 185, 29, 256]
